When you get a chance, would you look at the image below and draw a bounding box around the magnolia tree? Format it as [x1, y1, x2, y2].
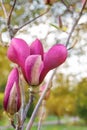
[0, 0, 87, 130]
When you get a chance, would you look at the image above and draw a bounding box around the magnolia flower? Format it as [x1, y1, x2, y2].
[7, 38, 67, 86]
[3, 68, 21, 115]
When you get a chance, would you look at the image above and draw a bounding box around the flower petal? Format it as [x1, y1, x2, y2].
[40, 44, 67, 83]
[25, 55, 44, 85]
[30, 39, 44, 59]
[7, 38, 30, 68]
[7, 82, 21, 115]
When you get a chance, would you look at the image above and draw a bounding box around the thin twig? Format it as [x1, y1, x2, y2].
[38, 115, 42, 130]
[7, 0, 16, 25]
[7, 0, 17, 39]
[11, 119, 16, 129]
[66, 0, 87, 47]
[68, 38, 78, 50]
[15, 7, 50, 33]
[26, 68, 57, 130]
[20, 92, 34, 130]
[37, 100, 46, 130]
[20, 79, 25, 125]
[15, 113, 22, 130]
[61, 0, 69, 8]
[22, 93, 34, 124]
[0, 0, 8, 19]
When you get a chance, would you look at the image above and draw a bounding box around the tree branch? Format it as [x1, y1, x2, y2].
[26, 68, 57, 130]
[66, 0, 87, 47]
[7, 0, 16, 26]
[7, 0, 17, 39]
[37, 100, 46, 130]
[11, 119, 16, 129]
[15, 7, 50, 33]
[22, 93, 34, 124]
[67, 38, 78, 50]
[61, 0, 69, 8]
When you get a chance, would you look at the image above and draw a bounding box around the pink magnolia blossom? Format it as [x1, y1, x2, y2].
[7, 38, 30, 80]
[3, 68, 21, 115]
[7, 38, 67, 86]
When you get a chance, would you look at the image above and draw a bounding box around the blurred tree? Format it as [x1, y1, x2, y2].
[46, 73, 76, 117]
[75, 78, 87, 123]
[0, 93, 4, 119]
[0, 46, 11, 92]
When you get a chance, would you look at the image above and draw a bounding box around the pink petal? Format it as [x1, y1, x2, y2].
[3, 68, 21, 112]
[30, 39, 44, 59]
[40, 44, 67, 83]
[7, 82, 21, 114]
[7, 38, 30, 68]
[25, 55, 44, 85]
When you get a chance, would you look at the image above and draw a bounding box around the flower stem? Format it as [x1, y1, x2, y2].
[26, 69, 57, 130]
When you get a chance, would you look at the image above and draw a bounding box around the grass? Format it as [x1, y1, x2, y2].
[1, 122, 87, 130]
[32, 125, 87, 130]
[0, 115, 87, 130]
[31, 125, 87, 130]
[2, 125, 87, 130]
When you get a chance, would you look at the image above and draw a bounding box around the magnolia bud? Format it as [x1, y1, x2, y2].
[3, 68, 21, 115]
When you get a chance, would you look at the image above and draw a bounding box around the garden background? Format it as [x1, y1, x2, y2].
[0, 0, 87, 130]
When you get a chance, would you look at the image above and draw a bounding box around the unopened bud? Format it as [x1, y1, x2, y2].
[3, 68, 21, 115]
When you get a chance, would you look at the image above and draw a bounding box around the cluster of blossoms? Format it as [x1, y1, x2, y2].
[3, 38, 67, 115]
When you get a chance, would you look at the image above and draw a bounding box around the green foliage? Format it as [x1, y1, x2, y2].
[27, 103, 35, 118]
[0, 93, 4, 109]
[46, 74, 76, 117]
[0, 93, 4, 119]
[46, 88, 76, 117]
[1, 124, 87, 130]
[31, 125, 87, 130]
[46, 74, 87, 123]
[0, 46, 11, 92]
[75, 78, 87, 122]
[50, 23, 67, 32]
